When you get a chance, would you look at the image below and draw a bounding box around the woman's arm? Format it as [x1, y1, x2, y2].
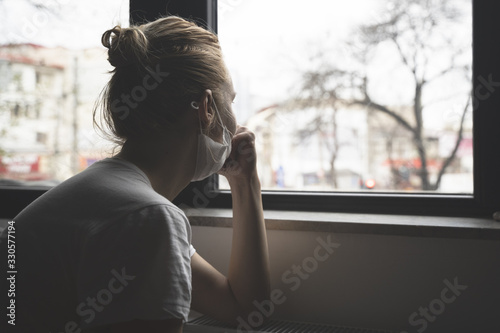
[227, 169, 270, 311]
[191, 126, 271, 323]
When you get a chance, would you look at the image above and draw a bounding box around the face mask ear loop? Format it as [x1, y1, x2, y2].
[203, 99, 224, 163]
[211, 99, 225, 128]
[199, 98, 223, 135]
[195, 102, 219, 162]
[212, 99, 232, 142]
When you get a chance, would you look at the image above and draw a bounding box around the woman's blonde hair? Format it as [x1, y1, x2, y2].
[94, 16, 231, 145]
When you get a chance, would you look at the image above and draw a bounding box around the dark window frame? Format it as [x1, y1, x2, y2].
[1, 0, 499, 219]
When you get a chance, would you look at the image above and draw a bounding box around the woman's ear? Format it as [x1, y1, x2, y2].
[198, 89, 214, 129]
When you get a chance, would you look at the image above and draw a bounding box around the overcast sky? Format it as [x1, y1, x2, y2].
[218, 0, 385, 120]
[0, 0, 128, 48]
[217, 0, 472, 128]
[1, 0, 472, 129]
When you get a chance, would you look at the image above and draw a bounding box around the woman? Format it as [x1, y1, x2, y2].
[3, 16, 270, 332]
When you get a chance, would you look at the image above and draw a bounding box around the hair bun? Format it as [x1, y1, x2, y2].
[101, 25, 149, 68]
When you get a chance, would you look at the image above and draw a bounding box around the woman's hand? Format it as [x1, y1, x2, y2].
[218, 125, 258, 185]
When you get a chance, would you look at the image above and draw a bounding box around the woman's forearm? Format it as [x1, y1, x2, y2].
[227, 173, 270, 313]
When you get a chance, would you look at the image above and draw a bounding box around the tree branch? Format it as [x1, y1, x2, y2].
[433, 93, 471, 190]
[425, 59, 460, 84]
[348, 81, 416, 137]
[391, 35, 418, 82]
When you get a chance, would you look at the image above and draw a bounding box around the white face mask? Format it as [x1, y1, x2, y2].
[191, 101, 232, 182]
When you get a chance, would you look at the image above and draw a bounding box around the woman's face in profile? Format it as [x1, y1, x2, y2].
[218, 79, 238, 140]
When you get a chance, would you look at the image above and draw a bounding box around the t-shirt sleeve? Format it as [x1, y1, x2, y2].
[77, 204, 194, 329]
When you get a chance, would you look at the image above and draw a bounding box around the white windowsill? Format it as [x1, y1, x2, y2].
[2, 210, 498, 240]
[183, 208, 500, 240]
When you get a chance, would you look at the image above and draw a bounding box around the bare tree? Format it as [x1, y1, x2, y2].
[291, 0, 471, 191]
[295, 106, 340, 188]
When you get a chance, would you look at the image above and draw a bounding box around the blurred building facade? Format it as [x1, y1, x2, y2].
[246, 103, 472, 193]
[0, 43, 112, 184]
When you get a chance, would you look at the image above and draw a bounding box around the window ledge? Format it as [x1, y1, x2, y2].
[183, 208, 500, 240]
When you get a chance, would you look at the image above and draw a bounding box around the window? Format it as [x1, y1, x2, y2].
[0, 0, 128, 185]
[36, 132, 47, 144]
[174, 0, 500, 217]
[217, 0, 472, 194]
[1, 0, 499, 218]
[0, 0, 128, 216]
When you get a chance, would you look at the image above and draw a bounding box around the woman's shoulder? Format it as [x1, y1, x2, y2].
[15, 157, 171, 224]
[75, 157, 164, 203]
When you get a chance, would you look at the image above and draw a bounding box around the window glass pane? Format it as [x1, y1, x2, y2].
[0, 0, 128, 186]
[218, 0, 472, 193]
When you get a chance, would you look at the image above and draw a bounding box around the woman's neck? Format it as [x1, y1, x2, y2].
[115, 135, 197, 201]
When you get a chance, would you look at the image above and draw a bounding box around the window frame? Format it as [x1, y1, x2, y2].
[173, 0, 500, 218]
[1, 0, 498, 219]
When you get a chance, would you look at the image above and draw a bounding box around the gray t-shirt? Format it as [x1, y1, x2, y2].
[1, 157, 195, 332]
